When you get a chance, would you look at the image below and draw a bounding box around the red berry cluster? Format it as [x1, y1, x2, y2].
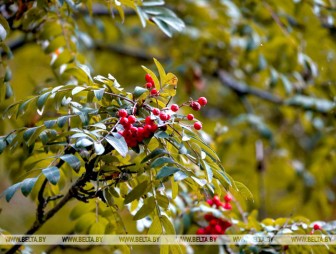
[145, 74, 160, 96]
[206, 194, 233, 210]
[196, 213, 232, 235]
[189, 97, 207, 130]
[190, 97, 207, 111]
[117, 109, 158, 147]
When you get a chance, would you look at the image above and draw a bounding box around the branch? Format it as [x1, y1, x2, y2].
[94, 42, 166, 61]
[36, 179, 48, 223]
[217, 70, 283, 104]
[5, 153, 96, 254]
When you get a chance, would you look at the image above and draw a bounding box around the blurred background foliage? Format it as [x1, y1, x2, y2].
[1, 0, 336, 252]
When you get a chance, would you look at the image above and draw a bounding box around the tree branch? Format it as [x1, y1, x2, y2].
[36, 179, 48, 223]
[217, 70, 283, 104]
[94, 42, 165, 61]
[5, 153, 97, 254]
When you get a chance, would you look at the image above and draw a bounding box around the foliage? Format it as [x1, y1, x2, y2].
[1, 0, 336, 254]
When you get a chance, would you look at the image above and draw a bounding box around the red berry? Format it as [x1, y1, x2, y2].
[128, 115, 136, 124]
[145, 74, 154, 84]
[144, 124, 153, 136]
[138, 127, 145, 136]
[224, 194, 233, 203]
[191, 101, 201, 111]
[313, 224, 321, 230]
[214, 225, 223, 234]
[198, 97, 208, 106]
[187, 114, 194, 120]
[204, 213, 215, 221]
[206, 199, 214, 206]
[223, 202, 232, 210]
[145, 116, 153, 125]
[118, 109, 128, 117]
[170, 104, 179, 112]
[160, 112, 168, 121]
[194, 121, 202, 130]
[152, 108, 160, 116]
[196, 228, 206, 235]
[130, 126, 138, 135]
[205, 225, 212, 234]
[120, 117, 129, 126]
[150, 88, 159, 96]
[210, 219, 218, 226]
[145, 82, 153, 89]
[151, 123, 158, 132]
[127, 140, 138, 147]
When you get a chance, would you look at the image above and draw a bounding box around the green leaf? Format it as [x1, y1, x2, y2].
[21, 177, 38, 196]
[154, 58, 166, 86]
[77, 63, 92, 81]
[136, 7, 148, 27]
[40, 22, 63, 40]
[52, 50, 73, 68]
[161, 214, 176, 234]
[60, 154, 81, 172]
[89, 222, 106, 235]
[23, 127, 40, 142]
[74, 212, 97, 233]
[57, 115, 71, 128]
[72, 86, 86, 95]
[157, 193, 169, 209]
[141, 149, 168, 163]
[17, 99, 33, 117]
[133, 86, 148, 99]
[133, 196, 156, 220]
[124, 180, 149, 204]
[44, 120, 57, 128]
[234, 181, 254, 201]
[148, 216, 162, 234]
[154, 131, 170, 139]
[42, 166, 60, 185]
[0, 15, 10, 34]
[3, 182, 21, 202]
[280, 75, 293, 94]
[164, 73, 178, 86]
[0, 24, 7, 41]
[142, 0, 165, 6]
[45, 36, 67, 53]
[37, 92, 51, 110]
[150, 157, 175, 168]
[94, 142, 105, 155]
[152, 17, 172, 37]
[70, 201, 95, 220]
[0, 138, 7, 154]
[160, 245, 169, 254]
[105, 134, 128, 157]
[156, 166, 180, 179]
[93, 88, 105, 101]
[169, 244, 183, 254]
[212, 168, 231, 187]
[174, 171, 188, 181]
[155, 15, 185, 32]
[76, 138, 93, 147]
[200, 160, 213, 183]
